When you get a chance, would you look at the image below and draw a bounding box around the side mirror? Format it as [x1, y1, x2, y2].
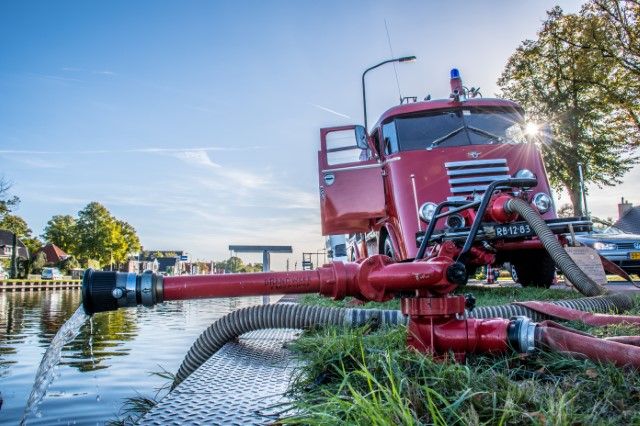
[354, 125, 368, 149]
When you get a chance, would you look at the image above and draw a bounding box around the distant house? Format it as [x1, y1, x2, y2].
[615, 200, 640, 234]
[157, 257, 181, 274]
[128, 250, 185, 274]
[35, 243, 70, 264]
[0, 230, 29, 260]
[126, 258, 159, 273]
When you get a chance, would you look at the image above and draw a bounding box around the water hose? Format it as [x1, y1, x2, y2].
[535, 320, 640, 368]
[173, 294, 635, 387]
[172, 304, 406, 388]
[468, 294, 634, 321]
[504, 197, 607, 297]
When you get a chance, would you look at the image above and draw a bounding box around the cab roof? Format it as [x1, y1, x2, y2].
[372, 98, 524, 130]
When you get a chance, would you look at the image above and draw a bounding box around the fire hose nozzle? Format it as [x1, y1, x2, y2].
[81, 269, 164, 315]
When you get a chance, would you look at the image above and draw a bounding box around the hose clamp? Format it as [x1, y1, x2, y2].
[125, 272, 137, 308]
[508, 316, 537, 353]
[140, 271, 155, 307]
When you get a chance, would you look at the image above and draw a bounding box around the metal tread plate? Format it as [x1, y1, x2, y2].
[139, 328, 301, 425]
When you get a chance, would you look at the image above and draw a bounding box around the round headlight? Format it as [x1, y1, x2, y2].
[419, 202, 438, 222]
[533, 192, 552, 213]
[514, 169, 537, 180]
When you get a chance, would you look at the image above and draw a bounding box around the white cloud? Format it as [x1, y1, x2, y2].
[171, 150, 222, 168]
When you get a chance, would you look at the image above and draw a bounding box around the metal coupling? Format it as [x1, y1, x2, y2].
[446, 262, 468, 286]
[507, 316, 537, 353]
[82, 269, 163, 315]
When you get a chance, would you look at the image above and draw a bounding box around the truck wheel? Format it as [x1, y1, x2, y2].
[507, 263, 519, 283]
[512, 252, 555, 288]
[382, 235, 395, 259]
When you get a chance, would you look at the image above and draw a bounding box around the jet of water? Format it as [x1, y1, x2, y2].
[20, 306, 89, 425]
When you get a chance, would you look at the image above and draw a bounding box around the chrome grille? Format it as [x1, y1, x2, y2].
[445, 159, 510, 196]
[616, 242, 640, 250]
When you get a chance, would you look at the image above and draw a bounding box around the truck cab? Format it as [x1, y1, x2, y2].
[317, 69, 590, 287]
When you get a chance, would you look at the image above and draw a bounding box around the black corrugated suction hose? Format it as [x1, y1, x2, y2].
[504, 197, 607, 297]
[172, 293, 634, 388]
[172, 304, 405, 388]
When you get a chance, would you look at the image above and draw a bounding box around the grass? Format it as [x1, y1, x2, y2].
[282, 290, 640, 425]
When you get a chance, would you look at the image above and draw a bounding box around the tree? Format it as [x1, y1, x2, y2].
[74, 202, 141, 267]
[0, 177, 19, 218]
[58, 256, 80, 275]
[0, 176, 41, 256]
[31, 251, 47, 273]
[75, 202, 114, 265]
[498, 6, 639, 214]
[111, 220, 141, 267]
[557, 0, 640, 126]
[42, 215, 77, 254]
[557, 204, 575, 218]
[213, 256, 263, 273]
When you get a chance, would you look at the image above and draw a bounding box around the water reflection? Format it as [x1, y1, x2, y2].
[0, 289, 263, 425]
[1, 291, 139, 373]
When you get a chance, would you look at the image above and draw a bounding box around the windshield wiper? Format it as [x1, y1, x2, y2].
[429, 126, 465, 148]
[466, 125, 504, 143]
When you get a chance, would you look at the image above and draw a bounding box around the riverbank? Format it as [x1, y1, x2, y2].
[0, 278, 81, 291]
[280, 289, 640, 425]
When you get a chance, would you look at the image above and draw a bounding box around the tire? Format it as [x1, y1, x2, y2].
[382, 234, 395, 259]
[508, 263, 519, 283]
[511, 251, 555, 288]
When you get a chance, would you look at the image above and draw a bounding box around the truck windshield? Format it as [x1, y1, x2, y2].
[382, 107, 526, 153]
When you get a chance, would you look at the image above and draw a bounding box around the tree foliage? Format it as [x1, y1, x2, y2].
[30, 251, 47, 273]
[214, 256, 263, 273]
[43, 215, 77, 254]
[498, 4, 640, 213]
[58, 256, 80, 275]
[0, 176, 41, 255]
[73, 202, 141, 267]
[0, 177, 20, 218]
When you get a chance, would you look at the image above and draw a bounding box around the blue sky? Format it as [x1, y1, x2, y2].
[1, 0, 636, 268]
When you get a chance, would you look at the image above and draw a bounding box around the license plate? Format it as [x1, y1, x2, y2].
[494, 223, 533, 239]
[631, 252, 640, 260]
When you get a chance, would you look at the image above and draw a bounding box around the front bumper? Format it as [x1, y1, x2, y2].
[596, 251, 640, 273]
[416, 216, 592, 247]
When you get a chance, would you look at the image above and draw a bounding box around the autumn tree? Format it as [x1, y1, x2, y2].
[498, 6, 639, 214]
[560, 0, 640, 125]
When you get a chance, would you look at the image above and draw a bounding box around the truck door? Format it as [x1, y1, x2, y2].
[318, 125, 385, 235]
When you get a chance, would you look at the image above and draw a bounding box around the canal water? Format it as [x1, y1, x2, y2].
[0, 289, 264, 425]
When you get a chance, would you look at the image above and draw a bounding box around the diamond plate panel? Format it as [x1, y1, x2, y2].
[139, 328, 302, 425]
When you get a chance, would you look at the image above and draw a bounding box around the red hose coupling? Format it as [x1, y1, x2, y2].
[402, 296, 511, 359]
[357, 255, 456, 301]
[487, 194, 518, 223]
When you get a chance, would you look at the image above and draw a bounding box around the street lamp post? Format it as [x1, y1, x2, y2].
[362, 56, 416, 131]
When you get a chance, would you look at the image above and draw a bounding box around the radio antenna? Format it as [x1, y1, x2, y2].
[384, 19, 403, 103]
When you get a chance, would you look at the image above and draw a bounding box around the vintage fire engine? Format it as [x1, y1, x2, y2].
[318, 69, 589, 287]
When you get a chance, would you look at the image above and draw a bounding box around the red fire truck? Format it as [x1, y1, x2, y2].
[318, 69, 590, 288]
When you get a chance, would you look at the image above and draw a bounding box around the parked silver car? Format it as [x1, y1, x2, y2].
[575, 226, 640, 276]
